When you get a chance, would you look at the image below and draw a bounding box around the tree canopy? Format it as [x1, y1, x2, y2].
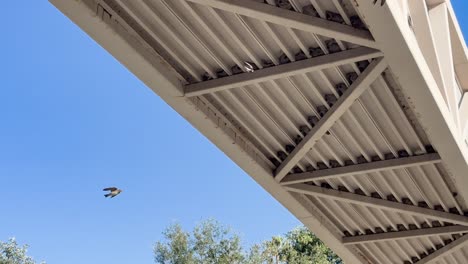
[154, 220, 342, 264]
[154, 219, 244, 264]
[0, 238, 45, 264]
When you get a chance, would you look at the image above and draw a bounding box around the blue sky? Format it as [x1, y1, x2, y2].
[0, 1, 467, 264]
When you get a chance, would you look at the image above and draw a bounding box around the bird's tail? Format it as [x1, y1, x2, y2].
[104, 193, 111, 197]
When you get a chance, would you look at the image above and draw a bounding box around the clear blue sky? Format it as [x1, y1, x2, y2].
[0, 1, 467, 264]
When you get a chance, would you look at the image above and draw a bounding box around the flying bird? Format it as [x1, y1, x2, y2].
[103, 187, 122, 198]
[373, 0, 386, 6]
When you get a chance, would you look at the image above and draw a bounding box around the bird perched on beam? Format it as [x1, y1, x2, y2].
[373, 0, 386, 6]
[103, 187, 122, 198]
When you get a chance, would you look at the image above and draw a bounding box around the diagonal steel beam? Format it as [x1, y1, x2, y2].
[185, 0, 377, 49]
[414, 234, 468, 264]
[184, 47, 382, 97]
[284, 183, 468, 226]
[342, 225, 468, 245]
[280, 153, 441, 185]
[275, 58, 387, 181]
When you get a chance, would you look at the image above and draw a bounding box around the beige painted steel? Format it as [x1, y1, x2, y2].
[285, 183, 468, 226]
[414, 235, 468, 264]
[461, 93, 468, 138]
[184, 47, 382, 97]
[50, 0, 468, 263]
[48, 0, 369, 263]
[355, 0, 468, 208]
[447, 2, 468, 92]
[408, 0, 448, 104]
[185, 0, 378, 49]
[343, 225, 468, 245]
[274, 58, 387, 181]
[429, 3, 460, 129]
[281, 153, 442, 185]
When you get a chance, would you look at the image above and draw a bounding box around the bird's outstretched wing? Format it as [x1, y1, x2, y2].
[103, 187, 117, 191]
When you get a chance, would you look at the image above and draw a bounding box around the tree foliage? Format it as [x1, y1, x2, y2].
[154, 220, 342, 264]
[260, 227, 342, 264]
[0, 238, 45, 264]
[154, 219, 244, 264]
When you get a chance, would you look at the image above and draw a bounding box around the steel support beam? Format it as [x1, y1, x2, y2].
[414, 234, 468, 264]
[275, 58, 387, 181]
[285, 183, 468, 226]
[461, 93, 468, 137]
[447, 2, 468, 92]
[281, 153, 441, 185]
[407, 0, 447, 103]
[185, 0, 378, 49]
[429, 3, 459, 128]
[355, 0, 468, 210]
[184, 47, 382, 97]
[342, 225, 468, 245]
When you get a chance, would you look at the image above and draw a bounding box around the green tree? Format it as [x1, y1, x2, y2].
[192, 219, 243, 264]
[244, 244, 264, 264]
[261, 236, 285, 264]
[154, 224, 194, 264]
[278, 227, 342, 264]
[154, 219, 245, 264]
[154, 221, 342, 264]
[257, 228, 342, 264]
[0, 238, 45, 264]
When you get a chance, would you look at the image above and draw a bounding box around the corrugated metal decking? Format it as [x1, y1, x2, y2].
[50, 0, 468, 263]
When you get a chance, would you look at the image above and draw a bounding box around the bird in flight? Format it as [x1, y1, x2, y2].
[103, 187, 122, 198]
[373, 0, 386, 6]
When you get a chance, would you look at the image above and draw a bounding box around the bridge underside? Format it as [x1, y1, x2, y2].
[51, 0, 468, 263]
